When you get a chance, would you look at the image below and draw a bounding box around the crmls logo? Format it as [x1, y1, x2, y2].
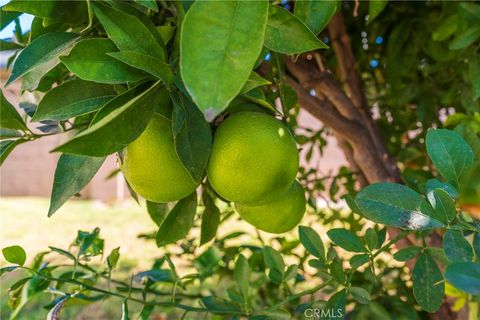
[304, 308, 344, 319]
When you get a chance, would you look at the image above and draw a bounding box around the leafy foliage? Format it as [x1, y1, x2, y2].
[1, 0, 479, 319]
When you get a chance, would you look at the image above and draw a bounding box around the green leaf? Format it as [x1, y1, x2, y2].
[449, 27, 480, 50]
[2, 245, 26, 266]
[0, 11, 21, 30]
[48, 154, 105, 216]
[2, 0, 87, 23]
[428, 188, 457, 224]
[121, 300, 129, 320]
[46, 296, 68, 320]
[356, 183, 444, 230]
[474, 233, 480, 258]
[234, 254, 250, 301]
[200, 192, 220, 245]
[156, 192, 197, 247]
[54, 81, 165, 156]
[432, 14, 460, 41]
[108, 51, 173, 84]
[364, 228, 378, 250]
[107, 247, 120, 271]
[350, 254, 370, 269]
[6, 32, 79, 86]
[294, 0, 337, 34]
[180, 0, 268, 120]
[32, 80, 116, 121]
[1, 90, 27, 130]
[134, 0, 158, 12]
[412, 253, 444, 313]
[349, 287, 371, 304]
[298, 226, 325, 261]
[330, 260, 346, 284]
[146, 201, 169, 227]
[92, 2, 165, 61]
[443, 230, 473, 262]
[0, 39, 24, 51]
[470, 56, 480, 100]
[48, 246, 76, 261]
[263, 246, 285, 284]
[393, 246, 422, 262]
[327, 228, 366, 253]
[0, 139, 24, 166]
[426, 179, 459, 200]
[0, 266, 18, 275]
[171, 93, 212, 183]
[240, 72, 271, 94]
[426, 129, 474, 189]
[367, 0, 388, 24]
[325, 289, 346, 319]
[60, 38, 147, 84]
[445, 262, 480, 295]
[264, 5, 328, 55]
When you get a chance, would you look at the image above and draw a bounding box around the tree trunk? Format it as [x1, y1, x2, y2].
[285, 11, 456, 320]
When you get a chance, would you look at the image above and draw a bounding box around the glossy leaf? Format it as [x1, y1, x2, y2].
[350, 254, 370, 269]
[156, 192, 197, 247]
[1, 90, 27, 130]
[60, 38, 147, 84]
[171, 93, 212, 183]
[445, 262, 480, 295]
[234, 254, 250, 301]
[412, 253, 444, 313]
[264, 5, 328, 54]
[356, 183, 444, 230]
[368, 0, 388, 24]
[121, 300, 129, 320]
[0, 11, 21, 30]
[6, 32, 79, 86]
[2, 245, 26, 266]
[48, 154, 105, 216]
[46, 296, 68, 320]
[240, 72, 271, 94]
[294, 0, 337, 34]
[325, 289, 346, 319]
[299, 226, 325, 261]
[426, 179, 459, 201]
[108, 51, 173, 84]
[443, 230, 473, 262]
[263, 246, 285, 284]
[200, 192, 220, 245]
[428, 188, 457, 224]
[146, 201, 169, 227]
[470, 56, 480, 100]
[426, 129, 474, 189]
[107, 247, 120, 271]
[349, 287, 371, 304]
[32, 80, 116, 121]
[364, 228, 378, 250]
[54, 82, 163, 156]
[2, 1, 87, 23]
[134, 0, 158, 12]
[394, 246, 422, 262]
[327, 228, 366, 253]
[449, 27, 480, 50]
[92, 2, 165, 61]
[180, 0, 268, 120]
[0, 139, 24, 165]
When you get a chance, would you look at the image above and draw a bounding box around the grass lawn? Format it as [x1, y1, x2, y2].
[0, 197, 165, 319]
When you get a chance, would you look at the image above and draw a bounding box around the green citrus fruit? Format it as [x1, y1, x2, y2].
[121, 115, 198, 203]
[235, 181, 306, 234]
[207, 112, 299, 204]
